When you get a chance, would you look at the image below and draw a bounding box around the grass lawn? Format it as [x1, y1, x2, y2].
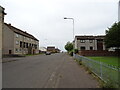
[86, 56, 119, 67]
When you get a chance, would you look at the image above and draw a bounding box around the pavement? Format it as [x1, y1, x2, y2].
[2, 53, 99, 88]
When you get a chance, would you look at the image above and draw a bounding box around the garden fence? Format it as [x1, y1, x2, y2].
[73, 54, 120, 87]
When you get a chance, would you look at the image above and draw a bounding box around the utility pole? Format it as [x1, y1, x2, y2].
[118, 0, 120, 21]
[64, 17, 74, 40]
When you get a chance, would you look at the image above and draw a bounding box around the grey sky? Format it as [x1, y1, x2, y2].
[0, 0, 119, 51]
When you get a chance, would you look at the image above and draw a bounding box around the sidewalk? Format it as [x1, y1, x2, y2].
[56, 54, 100, 88]
[2, 57, 24, 63]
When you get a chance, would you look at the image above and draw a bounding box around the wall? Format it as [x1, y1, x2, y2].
[13, 32, 39, 55]
[78, 50, 119, 56]
[0, 7, 3, 61]
[76, 39, 97, 50]
[3, 24, 14, 55]
[0, 6, 4, 90]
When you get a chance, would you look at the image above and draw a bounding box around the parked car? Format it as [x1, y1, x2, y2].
[45, 51, 51, 55]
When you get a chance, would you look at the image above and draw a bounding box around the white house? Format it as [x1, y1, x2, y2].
[39, 47, 47, 52]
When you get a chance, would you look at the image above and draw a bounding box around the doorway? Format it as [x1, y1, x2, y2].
[9, 50, 12, 54]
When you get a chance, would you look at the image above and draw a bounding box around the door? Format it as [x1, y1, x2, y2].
[97, 39, 103, 50]
[9, 50, 12, 54]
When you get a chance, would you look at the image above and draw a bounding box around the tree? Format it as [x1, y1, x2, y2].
[64, 41, 73, 52]
[104, 22, 120, 49]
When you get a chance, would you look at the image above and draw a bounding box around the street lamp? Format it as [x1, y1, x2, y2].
[118, 0, 120, 21]
[64, 17, 74, 40]
[64, 17, 75, 56]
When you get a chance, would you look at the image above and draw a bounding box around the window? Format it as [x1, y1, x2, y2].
[90, 47, 93, 50]
[27, 38, 29, 40]
[16, 34, 19, 38]
[20, 41, 22, 47]
[26, 43, 28, 48]
[15, 48, 19, 52]
[24, 36, 26, 39]
[19, 49, 22, 52]
[80, 40, 85, 43]
[89, 40, 93, 43]
[23, 42, 25, 48]
[16, 41, 19, 45]
[80, 46, 85, 50]
[35, 44, 37, 49]
[29, 43, 31, 47]
[19, 35, 21, 38]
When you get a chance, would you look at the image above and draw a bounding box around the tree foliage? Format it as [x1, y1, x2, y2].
[64, 41, 73, 52]
[104, 22, 120, 48]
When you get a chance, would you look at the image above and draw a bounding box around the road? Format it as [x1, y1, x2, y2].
[3, 53, 99, 88]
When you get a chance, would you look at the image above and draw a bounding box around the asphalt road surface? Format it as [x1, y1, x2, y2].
[3, 53, 99, 88]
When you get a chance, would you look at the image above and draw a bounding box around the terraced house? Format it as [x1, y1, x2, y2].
[74, 35, 106, 51]
[3, 23, 39, 55]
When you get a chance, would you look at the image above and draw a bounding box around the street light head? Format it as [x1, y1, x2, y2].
[64, 17, 67, 19]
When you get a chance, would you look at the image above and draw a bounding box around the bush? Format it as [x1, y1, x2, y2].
[69, 51, 73, 56]
[74, 49, 78, 54]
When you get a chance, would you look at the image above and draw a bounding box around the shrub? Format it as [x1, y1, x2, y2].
[74, 49, 78, 54]
[69, 51, 73, 56]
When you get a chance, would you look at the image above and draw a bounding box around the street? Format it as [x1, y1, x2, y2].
[3, 53, 99, 88]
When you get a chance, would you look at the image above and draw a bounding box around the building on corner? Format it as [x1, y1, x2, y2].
[3, 23, 39, 55]
[74, 35, 106, 51]
[47, 46, 55, 53]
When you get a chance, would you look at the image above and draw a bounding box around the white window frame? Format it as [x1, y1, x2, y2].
[80, 40, 85, 43]
[15, 48, 19, 52]
[89, 40, 93, 43]
[16, 41, 19, 45]
[16, 34, 19, 38]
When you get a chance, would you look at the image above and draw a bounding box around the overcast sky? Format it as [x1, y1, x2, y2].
[0, 0, 119, 51]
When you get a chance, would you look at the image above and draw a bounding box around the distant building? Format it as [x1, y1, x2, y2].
[3, 23, 39, 55]
[74, 35, 106, 51]
[39, 47, 47, 53]
[47, 46, 55, 53]
[55, 48, 61, 53]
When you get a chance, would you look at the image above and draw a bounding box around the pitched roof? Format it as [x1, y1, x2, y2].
[4, 23, 39, 41]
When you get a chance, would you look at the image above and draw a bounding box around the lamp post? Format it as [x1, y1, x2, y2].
[64, 17, 74, 40]
[118, 0, 120, 21]
[64, 17, 75, 55]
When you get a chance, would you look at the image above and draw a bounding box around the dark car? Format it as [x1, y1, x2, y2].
[45, 52, 51, 55]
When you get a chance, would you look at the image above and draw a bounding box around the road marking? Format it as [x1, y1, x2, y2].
[50, 72, 55, 81]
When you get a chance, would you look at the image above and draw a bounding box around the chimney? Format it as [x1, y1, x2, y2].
[8, 23, 11, 26]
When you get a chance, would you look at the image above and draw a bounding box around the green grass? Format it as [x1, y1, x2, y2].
[86, 56, 119, 67]
[82, 56, 119, 88]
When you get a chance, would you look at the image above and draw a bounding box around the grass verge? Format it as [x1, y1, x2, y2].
[86, 56, 119, 67]
[75, 59, 119, 88]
